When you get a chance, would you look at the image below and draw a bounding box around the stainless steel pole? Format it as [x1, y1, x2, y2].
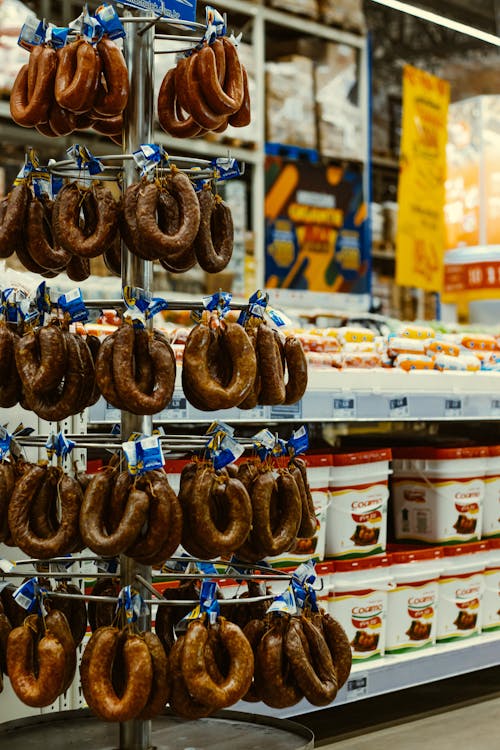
[120, 8, 155, 750]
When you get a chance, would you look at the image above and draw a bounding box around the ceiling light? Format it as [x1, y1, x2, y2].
[370, 0, 500, 46]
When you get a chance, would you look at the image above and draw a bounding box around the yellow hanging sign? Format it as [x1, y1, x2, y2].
[395, 66, 450, 292]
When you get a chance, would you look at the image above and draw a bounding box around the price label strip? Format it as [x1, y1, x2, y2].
[118, 0, 196, 23]
[162, 395, 187, 420]
[491, 398, 500, 416]
[345, 673, 369, 701]
[444, 398, 462, 418]
[332, 396, 356, 419]
[388, 396, 409, 418]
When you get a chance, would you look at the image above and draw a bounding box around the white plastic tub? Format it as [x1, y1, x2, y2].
[329, 555, 394, 660]
[482, 539, 500, 632]
[483, 447, 500, 538]
[392, 446, 486, 544]
[326, 449, 391, 559]
[436, 542, 488, 642]
[386, 546, 443, 654]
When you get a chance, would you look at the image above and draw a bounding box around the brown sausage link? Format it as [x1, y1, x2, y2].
[257, 324, 286, 405]
[10, 47, 58, 127]
[92, 114, 123, 136]
[238, 325, 261, 410]
[289, 463, 316, 538]
[139, 487, 183, 566]
[7, 617, 66, 707]
[45, 609, 76, 693]
[0, 328, 21, 409]
[320, 612, 352, 689]
[23, 331, 85, 421]
[85, 334, 102, 407]
[193, 190, 234, 273]
[0, 183, 29, 258]
[256, 619, 302, 708]
[135, 174, 200, 257]
[80, 468, 149, 556]
[107, 470, 133, 533]
[52, 182, 120, 258]
[168, 636, 213, 719]
[48, 101, 77, 136]
[95, 331, 125, 410]
[284, 336, 308, 405]
[157, 189, 197, 273]
[1, 586, 27, 629]
[80, 625, 110, 720]
[29, 465, 60, 539]
[154, 581, 199, 655]
[82, 628, 153, 721]
[247, 470, 301, 557]
[93, 37, 129, 117]
[0, 461, 15, 542]
[66, 254, 90, 282]
[25, 198, 71, 270]
[241, 619, 267, 702]
[187, 467, 251, 556]
[103, 235, 122, 276]
[185, 53, 228, 131]
[158, 67, 203, 139]
[14, 324, 67, 395]
[285, 617, 337, 706]
[182, 322, 256, 411]
[198, 39, 244, 115]
[0, 611, 12, 675]
[137, 631, 170, 719]
[119, 182, 158, 260]
[127, 471, 172, 560]
[229, 66, 251, 127]
[50, 583, 88, 647]
[54, 41, 100, 114]
[133, 327, 155, 396]
[9, 467, 82, 559]
[112, 325, 176, 415]
[73, 333, 96, 413]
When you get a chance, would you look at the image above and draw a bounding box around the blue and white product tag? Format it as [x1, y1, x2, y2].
[137, 435, 165, 472]
[287, 425, 309, 457]
[206, 421, 235, 438]
[55, 431, 76, 459]
[133, 144, 165, 176]
[32, 171, 51, 200]
[57, 288, 89, 322]
[45, 432, 56, 460]
[13, 578, 44, 614]
[163, 556, 190, 573]
[292, 559, 316, 587]
[19, 297, 38, 326]
[204, 6, 226, 43]
[35, 282, 51, 318]
[211, 157, 241, 182]
[292, 560, 317, 612]
[82, 5, 103, 43]
[267, 585, 297, 616]
[66, 145, 104, 175]
[251, 428, 276, 461]
[97, 557, 119, 574]
[0, 559, 14, 574]
[196, 561, 218, 575]
[111, 423, 121, 436]
[203, 291, 232, 316]
[199, 579, 219, 623]
[95, 4, 126, 39]
[211, 434, 244, 471]
[122, 440, 139, 476]
[117, 0, 196, 23]
[238, 290, 268, 326]
[117, 586, 146, 624]
[146, 296, 169, 320]
[45, 25, 71, 48]
[0, 427, 12, 460]
[272, 436, 287, 458]
[51, 173, 64, 199]
[266, 306, 288, 327]
[18, 15, 46, 50]
[123, 286, 151, 315]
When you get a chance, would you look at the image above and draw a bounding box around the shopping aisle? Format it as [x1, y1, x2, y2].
[318, 697, 500, 749]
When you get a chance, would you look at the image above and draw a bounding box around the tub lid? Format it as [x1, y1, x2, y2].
[334, 554, 390, 572]
[488, 538, 500, 550]
[487, 446, 500, 457]
[300, 453, 333, 468]
[332, 448, 392, 466]
[443, 541, 489, 556]
[393, 446, 489, 460]
[390, 546, 443, 564]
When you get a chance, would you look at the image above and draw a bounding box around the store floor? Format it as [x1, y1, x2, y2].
[294, 666, 500, 748]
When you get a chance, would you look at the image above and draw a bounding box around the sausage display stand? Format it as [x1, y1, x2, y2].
[0, 4, 314, 750]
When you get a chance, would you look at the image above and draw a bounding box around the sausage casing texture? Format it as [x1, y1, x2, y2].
[55, 41, 100, 114]
[182, 322, 256, 411]
[10, 47, 57, 127]
[0, 461, 15, 542]
[80, 468, 149, 556]
[284, 336, 308, 405]
[87, 579, 120, 633]
[127, 471, 173, 561]
[229, 65, 251, 127]
[50, 583, 88, 647]
[158, 66, 203, 139]
[112, 325, 176, 415]
[25, 198, 71, 271]
[241, 619, 267, 702]
[256, 619, 302, 708]
[45, 609, 76, 693]
[135, 174, 200, 257]
[193, 190, 234, 274]
[182, 619, 253, 709]
[289, 462, 316, 538]
[285, 617, 337, 706]
[137, 631, 170, 719]
[257, 324, 286, 405]
[14, 324, 67, 395]
[7, 620, 66, 707]
[0, 183, 29, 258]
[82, 628, 153, 722]
[198, 39, 243, 116]
[168, 636, 213, 719]
[53, 182, 119, 258]
[120, 183, 156, 260]
[93, 37, 129, 117]
[319, 612, 352, 689]
[95, 331, 125, 410]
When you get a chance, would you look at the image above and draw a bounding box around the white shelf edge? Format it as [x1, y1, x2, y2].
[238, 631, 500, 718]
[262, 5, 366, 47]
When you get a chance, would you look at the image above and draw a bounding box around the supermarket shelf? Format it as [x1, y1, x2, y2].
[89, 368, 500, 425]
[243, 631, 500, 718]
[372, 154, 400, 169]
[372, 250, 395, 261]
